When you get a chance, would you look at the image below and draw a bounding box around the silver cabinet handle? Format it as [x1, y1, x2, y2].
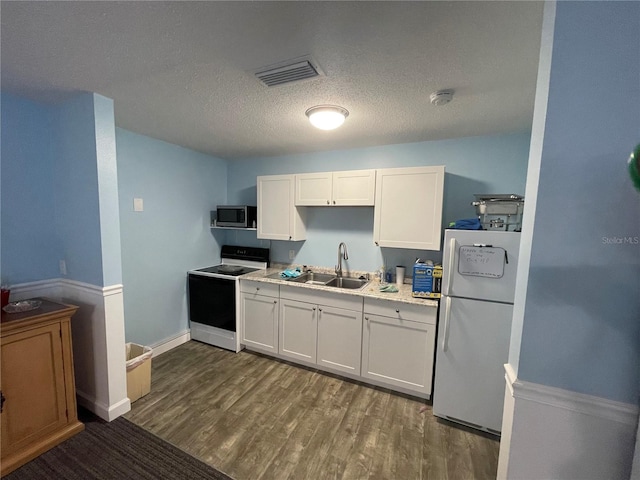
[318, 308, 323, 312]
[327, 200, 330, 205]
[442, 295, 452, 352]
[395, 309, 400, 313]
[273, 300, 277, 304]
[312, 307, 316, 311]
[332, 200, 336, 205]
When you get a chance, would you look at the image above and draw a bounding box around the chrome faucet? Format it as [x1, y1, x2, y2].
[336, 242, 349, 278]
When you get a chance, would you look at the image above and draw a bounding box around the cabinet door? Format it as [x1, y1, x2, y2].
[257, 175, 306, 240]
[279, 299, 317, 363]
[1, 322, 68, 457]
[317, 305, 362, 375]
[373, 166, 445, 250]
[362, 313, 436, 396]
[258, 175, 294, 240]
[241, 293, 279, 355]
[332, 169, 376, 206]
[295, 172, 332, 206]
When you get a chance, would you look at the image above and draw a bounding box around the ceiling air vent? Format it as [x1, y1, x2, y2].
[254, 56, 324, 87]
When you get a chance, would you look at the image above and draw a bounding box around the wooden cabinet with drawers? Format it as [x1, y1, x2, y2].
[0, 299, 84, 476]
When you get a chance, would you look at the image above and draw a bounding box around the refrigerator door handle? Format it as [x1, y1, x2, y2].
[442, 295, 452, 352]
[445, 237, 457, 295]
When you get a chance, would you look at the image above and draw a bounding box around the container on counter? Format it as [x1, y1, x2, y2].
[412, 260, 442, 298]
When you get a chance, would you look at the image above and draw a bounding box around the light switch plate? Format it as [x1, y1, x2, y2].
[289, 250, 295, 260]
[134, 198, 144, 212]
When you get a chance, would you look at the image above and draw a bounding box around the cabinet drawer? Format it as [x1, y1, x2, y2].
[240, 280, 279, 297]
[364, 297, 436, 325]
[280, 286, 363, 312]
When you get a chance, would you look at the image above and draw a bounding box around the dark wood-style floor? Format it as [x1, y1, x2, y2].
[125, 341, 499, 480]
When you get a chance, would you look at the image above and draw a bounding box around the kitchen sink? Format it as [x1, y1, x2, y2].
[325, 277, 369, 290]
[268, 270, 369, 290]
[290, 272, 337, 285]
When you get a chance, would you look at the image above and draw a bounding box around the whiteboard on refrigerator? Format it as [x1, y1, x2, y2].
[458, 246, 506, 278]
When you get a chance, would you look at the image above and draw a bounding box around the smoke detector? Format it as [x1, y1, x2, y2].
[430, 90, 454, 106]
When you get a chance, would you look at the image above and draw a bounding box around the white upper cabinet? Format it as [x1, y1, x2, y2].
[258, 166, 443, 246]
[295, 172, 332, 206]
[257, 174, 306, 241]
[373, 166, 445, 250]
[332, 170, 376, 206]
[295, 169, 376, 206]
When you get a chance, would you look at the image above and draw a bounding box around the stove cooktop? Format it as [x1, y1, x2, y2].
[190, 245, 269, 278]
[193, 265, 261, 277]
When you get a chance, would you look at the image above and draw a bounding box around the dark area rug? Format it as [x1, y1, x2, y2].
[5, 410, 233, 480]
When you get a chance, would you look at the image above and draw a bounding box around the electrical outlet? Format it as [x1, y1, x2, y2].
[133, 197, 144, 212]
[289, 250, 295, 260]
[59, 260, 67, 275]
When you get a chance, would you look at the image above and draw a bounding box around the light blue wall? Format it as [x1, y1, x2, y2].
[227, 133, 530, 271]
[1, 93, 61, 284]
[54, 93, 105, 286]
[2, 92, 224, 347]
[94, 94, 123, 286]
[517, 1, 640, 404]
[2, 92, 123, 289]
[116, 129, 228, 346]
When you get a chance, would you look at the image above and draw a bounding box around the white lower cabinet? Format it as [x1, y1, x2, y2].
[279, 298, 317, 363]
[279, 287, 363, 371]
[316, 305, 362, 376]
[240, 281, 279, 354]
[362, 298, 437, 397]
[242, 281, 437, 398]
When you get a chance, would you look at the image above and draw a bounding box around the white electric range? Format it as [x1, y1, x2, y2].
[187, 245, 269, 352]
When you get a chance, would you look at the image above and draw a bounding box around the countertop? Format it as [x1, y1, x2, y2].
[241, 266, 439, 308]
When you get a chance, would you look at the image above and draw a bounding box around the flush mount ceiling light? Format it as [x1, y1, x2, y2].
[305, 105, 349, 130]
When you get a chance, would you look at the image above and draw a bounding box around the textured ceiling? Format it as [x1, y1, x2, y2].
[1, 1, 544, 160]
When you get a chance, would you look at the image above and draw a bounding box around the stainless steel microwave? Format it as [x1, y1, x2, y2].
[215, 205, 257, 228]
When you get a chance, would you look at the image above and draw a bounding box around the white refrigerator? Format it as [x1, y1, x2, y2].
[432, 229, 520, 434]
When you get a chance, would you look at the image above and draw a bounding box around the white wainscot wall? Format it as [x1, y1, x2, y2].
[11, 279, 130, 421]
[498, 364, 639, 480]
